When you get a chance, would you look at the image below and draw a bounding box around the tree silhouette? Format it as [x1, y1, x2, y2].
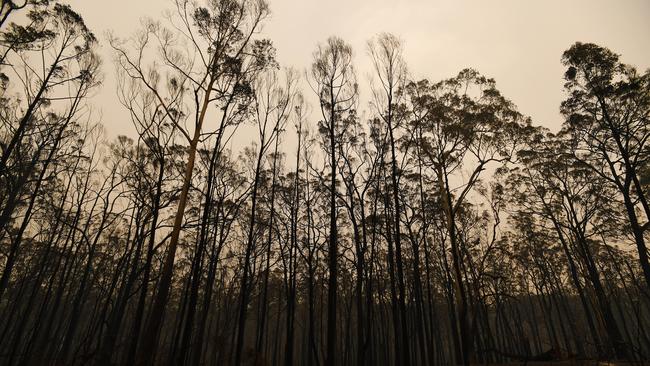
[0, 2, 649, 365]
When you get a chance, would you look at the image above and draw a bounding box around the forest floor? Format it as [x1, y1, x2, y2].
[478, 362, 645, 365]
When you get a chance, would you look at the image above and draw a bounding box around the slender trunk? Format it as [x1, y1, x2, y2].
[326, 88, 338, 366]
[136, 76, 215, 366]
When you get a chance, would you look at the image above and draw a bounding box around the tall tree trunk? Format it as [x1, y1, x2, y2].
[136, 76, 215, 366]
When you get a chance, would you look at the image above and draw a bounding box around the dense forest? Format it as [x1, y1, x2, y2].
[0, 1, 649, 365]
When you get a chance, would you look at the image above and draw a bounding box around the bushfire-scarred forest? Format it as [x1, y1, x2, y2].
[0, 1, 649, 365]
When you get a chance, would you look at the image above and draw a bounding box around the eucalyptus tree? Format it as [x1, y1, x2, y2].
[0, 7, 99, 332]
[510, 132, 629, 359]
[0, 0, 50, 28]
[405, 69, 528, 365]
[0, 3, 97, 178]
[0, 3, 99, 276]
[337, 105, 385, 366]
[297, 124, 327, 366]
[0, 122, 104, 366]
[110, 0, 274, 362]
[234, 68, 296, 366]
[96, 60, 183, 365]
[2, 2, 649, 363]
[272, 93, 309, 366]
[53, 133, 131, 365]
[366, 33, 413, 366]
[19, 123, 105, 366]
[561, 42, 650, 289]
[310, 36, 357, 366]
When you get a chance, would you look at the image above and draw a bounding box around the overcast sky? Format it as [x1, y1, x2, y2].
[64, 0, 650, 139]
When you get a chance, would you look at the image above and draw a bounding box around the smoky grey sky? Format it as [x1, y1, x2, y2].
[65, 0, 650, 139]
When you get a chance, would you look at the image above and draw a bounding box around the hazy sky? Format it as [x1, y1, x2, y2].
[64, 0, 650, 139]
